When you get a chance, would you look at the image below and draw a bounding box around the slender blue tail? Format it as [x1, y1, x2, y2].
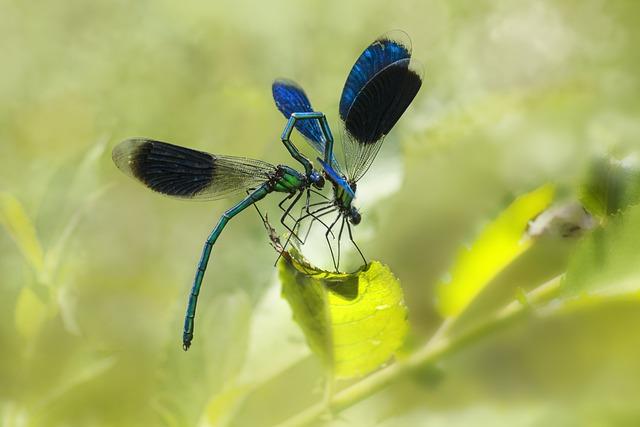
[182, 185, 270, 350]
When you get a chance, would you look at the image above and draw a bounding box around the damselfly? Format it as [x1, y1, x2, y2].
[273, 32, 423, 270]
[112, 117, 330, 349]
[113, 32, 422, 350]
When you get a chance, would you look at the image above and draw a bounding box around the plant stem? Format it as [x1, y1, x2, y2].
[276, 274, 563, 427]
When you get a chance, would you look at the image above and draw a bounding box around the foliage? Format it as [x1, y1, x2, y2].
[2, 1, 640, 426]
[580, 156, 640, 219]
[279, 250, 408, 379]
[561, 203, 640, 299]
[436, 184, 555, 318]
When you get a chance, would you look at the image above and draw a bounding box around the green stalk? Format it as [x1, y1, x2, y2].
[277, 275, 563, 427]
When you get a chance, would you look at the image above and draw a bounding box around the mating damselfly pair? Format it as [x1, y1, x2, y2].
[112, 32, 423, 350]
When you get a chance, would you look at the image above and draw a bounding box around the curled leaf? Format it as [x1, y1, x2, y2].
[436, 184, 555, 318]
[279, 250, 408, 379]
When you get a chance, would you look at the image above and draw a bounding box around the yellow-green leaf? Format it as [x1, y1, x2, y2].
[203, 385, 251, 427]
[15, 286, 49, 339]
[436, 184, 555, 318]
[279, 250, 408, 379]
[0, 192, 44, 274]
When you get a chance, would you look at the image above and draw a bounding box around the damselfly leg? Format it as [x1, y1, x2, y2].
[336, 217, 347, 269]
[324, 212, 343, 271]
[295, 193, 334, 244]
[278, 190, 305, 242]
[275, 203, 337, 264]
[347, 220, 367, 265]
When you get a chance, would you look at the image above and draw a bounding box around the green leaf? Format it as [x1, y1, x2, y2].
[14, 286, 49, 339]
[436, 184, 555, 318]
[155, 292, 252, 427]
[561, 203, 640, 298]
[0, 192, 45, 275]
[1, 402, 30, 427]
[203, 385, 251, 427]
[279, 250, 408, 379]
[236, 281, 310, 385]
[43, 185, 110, 283]
[580, 156, 640, 219]
[197, 283, 312, 427]
[35, 355, 117, 409]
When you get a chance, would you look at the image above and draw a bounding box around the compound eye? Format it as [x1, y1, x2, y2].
[313, 175, 325, 189]
[350, 210, 361, 225]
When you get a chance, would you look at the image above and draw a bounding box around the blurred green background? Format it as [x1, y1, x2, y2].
[2, 0, 640, 426]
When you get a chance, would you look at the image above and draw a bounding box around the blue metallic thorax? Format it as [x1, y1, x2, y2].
[318, 158, 355, 208]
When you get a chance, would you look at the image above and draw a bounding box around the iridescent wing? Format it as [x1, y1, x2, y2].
[339, 35, 422, 182]
[112, 138, 277, 200]
[272, 79, 341, 171]
[273, 79, 326, 152]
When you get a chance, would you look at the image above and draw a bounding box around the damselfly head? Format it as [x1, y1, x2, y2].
[310, 170, 325, 189]
[348, 206, 361, 225]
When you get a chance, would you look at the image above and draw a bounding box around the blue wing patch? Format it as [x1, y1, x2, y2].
[343, 59, 422, 145]
[339, 38, 411, 121]
[272, 79, 326, 151]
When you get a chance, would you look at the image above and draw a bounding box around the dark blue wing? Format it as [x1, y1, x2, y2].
[339, 35, 422, 182]
[272, 79, 326, 153]
[112, 138, 276, 200]
[339, 37, 411, 121]
[344, 59, 422, 145]
[272, 79, 341, 172]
